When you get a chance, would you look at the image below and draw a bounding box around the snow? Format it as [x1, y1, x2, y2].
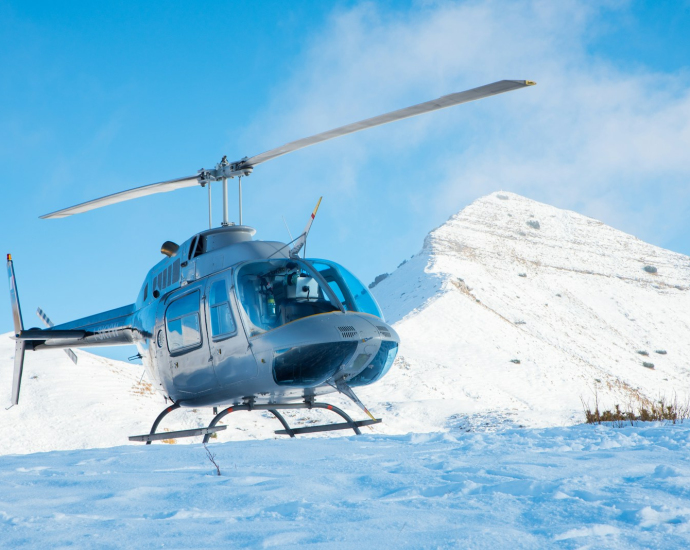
[2, 424, 690, 548]
[2, 191, 690, 454]
[2, 192, 690, 546]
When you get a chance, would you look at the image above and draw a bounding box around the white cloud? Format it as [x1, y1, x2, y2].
[244, 0, 690, 278]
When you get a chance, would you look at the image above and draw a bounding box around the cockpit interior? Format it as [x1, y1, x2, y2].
[235, 259, 382, 336]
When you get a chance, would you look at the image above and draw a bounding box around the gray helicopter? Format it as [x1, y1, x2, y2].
[7, 79, 535, 443]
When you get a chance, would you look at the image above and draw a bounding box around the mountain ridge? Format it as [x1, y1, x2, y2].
[364, 191, 690, 430]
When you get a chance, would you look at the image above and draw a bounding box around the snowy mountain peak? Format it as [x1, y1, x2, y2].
[427, 191, 688, 288]
[367, 191, 690, 430]
[375, 191, 689, 323]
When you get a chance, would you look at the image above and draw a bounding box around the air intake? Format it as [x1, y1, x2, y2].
[338, 326, 357, 339]
[376, 326, 392, 338]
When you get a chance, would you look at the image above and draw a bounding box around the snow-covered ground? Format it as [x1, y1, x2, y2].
[2, 424, 689, 548]
[2, 192, 690, 547]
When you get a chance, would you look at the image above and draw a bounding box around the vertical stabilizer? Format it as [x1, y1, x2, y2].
[11, 342, 26, 405]
[7, 254, 26, 405]
[7, 254, 24, 335]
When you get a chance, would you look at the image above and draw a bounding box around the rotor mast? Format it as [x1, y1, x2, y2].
[222, 179, 228, 226]
[238, 176, 243, 226]
[205, 156, 251, 228]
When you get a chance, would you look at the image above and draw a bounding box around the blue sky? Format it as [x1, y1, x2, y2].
[1, 0, 689, 362]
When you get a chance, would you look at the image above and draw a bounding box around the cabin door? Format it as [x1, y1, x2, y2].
[164, 282, 219, 395]
[204, 271, 258, 388]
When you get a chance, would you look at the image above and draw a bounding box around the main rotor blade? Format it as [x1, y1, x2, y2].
[40, 175, 199, 219]
[242, 80, 535, 167]
[40, 80, 534, 220]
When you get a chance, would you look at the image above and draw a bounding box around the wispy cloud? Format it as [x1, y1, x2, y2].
[247, 0, 690, 265]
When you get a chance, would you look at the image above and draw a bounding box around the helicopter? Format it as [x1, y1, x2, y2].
[7, 79, 535, 444]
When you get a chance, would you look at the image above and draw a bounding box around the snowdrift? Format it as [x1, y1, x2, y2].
[1, 424, 689, 548]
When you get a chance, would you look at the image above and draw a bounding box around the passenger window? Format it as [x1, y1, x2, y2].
[209, 280, 236, 339]
[166, 290, 202, 353]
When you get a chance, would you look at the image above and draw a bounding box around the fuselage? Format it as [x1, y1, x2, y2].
[128, 225, 399, 407]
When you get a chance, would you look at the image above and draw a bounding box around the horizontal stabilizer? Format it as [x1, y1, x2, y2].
[40, 303, 138, 349]
[15, 329, 87, 340]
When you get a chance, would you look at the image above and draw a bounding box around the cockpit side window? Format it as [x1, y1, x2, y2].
[188, 235, 205, 260]
[165, 290, 202, 353]
[209, 279, 236, 340]
[188, 236, 198, 260]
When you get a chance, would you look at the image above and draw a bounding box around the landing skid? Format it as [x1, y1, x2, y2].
[129, 400, 382, 444]
[129, 426, 227, 443]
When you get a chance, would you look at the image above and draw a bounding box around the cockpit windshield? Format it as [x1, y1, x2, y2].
[307, 259, 383, 318]
[235, 259, 339, 336]
[235, 258, 382, 337]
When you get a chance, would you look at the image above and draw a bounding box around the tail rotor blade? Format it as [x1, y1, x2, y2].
[36, 308, 78, 364]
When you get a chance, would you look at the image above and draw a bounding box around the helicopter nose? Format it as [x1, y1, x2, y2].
[272, 341, 359, 386]
[248, 312, 398, 388]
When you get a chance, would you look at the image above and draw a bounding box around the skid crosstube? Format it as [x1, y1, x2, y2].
[202, 402, 372, 444]
[130, 401, 381, 444]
